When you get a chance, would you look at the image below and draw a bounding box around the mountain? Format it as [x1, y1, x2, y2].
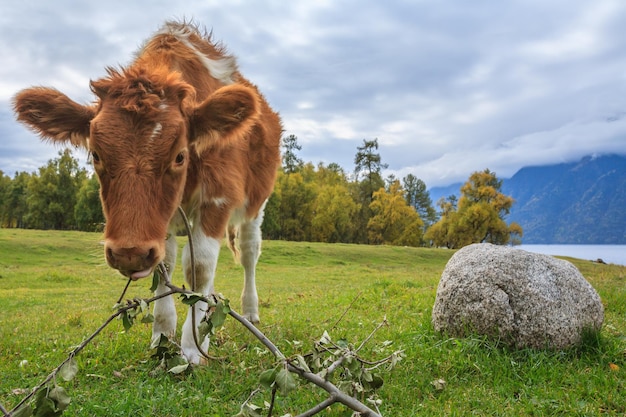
[428, 154, 626, 244]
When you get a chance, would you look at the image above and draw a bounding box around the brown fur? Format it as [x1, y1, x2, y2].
[13, 20, 281, 277]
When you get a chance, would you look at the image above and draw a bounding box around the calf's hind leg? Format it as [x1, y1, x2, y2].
[238, 207, 265, 323]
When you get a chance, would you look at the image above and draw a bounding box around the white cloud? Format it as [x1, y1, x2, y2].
[2, 0, 626, 189]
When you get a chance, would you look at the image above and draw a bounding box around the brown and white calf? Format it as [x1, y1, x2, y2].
[13, 20, 281, 364]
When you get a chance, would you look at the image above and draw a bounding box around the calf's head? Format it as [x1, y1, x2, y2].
[13, 67, 260, 279]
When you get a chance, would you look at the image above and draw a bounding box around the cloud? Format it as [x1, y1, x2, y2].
[2, 0, 626, 187]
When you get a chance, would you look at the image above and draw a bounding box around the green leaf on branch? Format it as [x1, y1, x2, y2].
[210, 299, 230, 329]
[150, 269, 161, 292]
[259, 367, 279, 389]
[48, 387, 71, 412]
[197, 320, 212, 340]
[121, 311, 133, 331]
[58, 357, 78, 382]
[275, 367, 297, 396]
[291, 354, 311, 373]
[12, 403, 34, 417]
[198, 298, 230, 338]
[179, 293, 206, 306]
[32, 385, 70, 417]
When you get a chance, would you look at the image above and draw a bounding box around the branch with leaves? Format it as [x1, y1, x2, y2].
[3, 274, 402, 417]
[3, 208, 401, 417]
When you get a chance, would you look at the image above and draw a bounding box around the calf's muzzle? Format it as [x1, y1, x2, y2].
[105, 241, 161, 280]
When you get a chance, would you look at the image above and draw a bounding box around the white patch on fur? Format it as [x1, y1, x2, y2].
[211, 196, 228, 207]
[228, 199, 249, 228]
[156, 22, 236, 85]
[149, 123, 162, 142]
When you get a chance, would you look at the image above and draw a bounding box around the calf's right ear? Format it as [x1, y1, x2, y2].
[13, 87, 95, 148]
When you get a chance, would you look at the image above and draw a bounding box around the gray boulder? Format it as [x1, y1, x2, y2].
[432, 243, 604, 349]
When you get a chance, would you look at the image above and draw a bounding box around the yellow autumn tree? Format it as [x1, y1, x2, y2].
[425, 169, 523, 248]
[311, 183, 358, 242]
[367, 180, 424, 246]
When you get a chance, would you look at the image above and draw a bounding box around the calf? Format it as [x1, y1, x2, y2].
[14, 20, 281, 364]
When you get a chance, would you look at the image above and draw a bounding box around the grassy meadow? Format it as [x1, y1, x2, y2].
[1, 228, 625, 416]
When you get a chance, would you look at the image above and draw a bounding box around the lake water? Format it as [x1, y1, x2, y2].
[518, 245, 626, 266]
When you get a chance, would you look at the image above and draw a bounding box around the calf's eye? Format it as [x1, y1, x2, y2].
[91, 151, 100, 163]
[175, 152, 185, 165]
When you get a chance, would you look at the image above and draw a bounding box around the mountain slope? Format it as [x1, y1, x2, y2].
[428, 154, 626, 244]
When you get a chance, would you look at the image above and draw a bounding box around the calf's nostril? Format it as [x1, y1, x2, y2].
[146, 247, 156, 262]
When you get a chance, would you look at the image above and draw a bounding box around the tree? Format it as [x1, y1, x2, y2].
[307, 163, 357, 242]
[275, 170, 316, 241]
[403, 174, 437, 229]
[1, 172, 31, 228]
[25, 150, 87, 230]
[367, 180, 424, 246]
[353, 139, 387, 243]
[425, 169, 522, 248]
[457, 169, 522, 245]
[75, 174, 105, 232]
[281, 134, 303, 174]
[261, 190, 281, 240]
[311, 183, 358, 243]
[354, 138, 388, 187]
[0, 170, 11, 226]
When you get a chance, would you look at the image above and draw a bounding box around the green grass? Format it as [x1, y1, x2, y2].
[1, 229, 625, 416]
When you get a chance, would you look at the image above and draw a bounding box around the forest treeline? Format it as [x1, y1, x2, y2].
[0, 136, 522, 248]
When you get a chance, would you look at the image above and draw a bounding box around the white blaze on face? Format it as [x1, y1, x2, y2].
[150, 122, 163, 142]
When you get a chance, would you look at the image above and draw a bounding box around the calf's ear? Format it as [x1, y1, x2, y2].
[188, 84, 260, 153]
[13, 87, 94, 148]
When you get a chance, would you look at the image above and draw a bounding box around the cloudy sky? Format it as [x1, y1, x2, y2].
[2, 0, 626, 187]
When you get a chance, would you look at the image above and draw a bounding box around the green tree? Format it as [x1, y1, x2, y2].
[75, 174, 105, 231]
[261, 190, 282, 240]
[403, 174, 437, 229]
[1, 172, 31, 228]
[353, 139, 387, 243]
[367, 180, 424, 246]
[281, 134, 303, 174]
[275, 170, 316, 241]
[0, 170, 11, 226]
[25, 150, 87, 230]
[354, 138, 387, 189]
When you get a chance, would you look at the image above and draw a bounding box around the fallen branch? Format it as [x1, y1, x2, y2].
[229, 308, 382, 416]
[5, 208, 392, 416]
[5, 289, 178, 416]
[5, 279, 385, 417]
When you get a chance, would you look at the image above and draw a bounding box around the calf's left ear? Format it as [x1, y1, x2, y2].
[188, 84, 261, 152]
[13, 87, 95, 148]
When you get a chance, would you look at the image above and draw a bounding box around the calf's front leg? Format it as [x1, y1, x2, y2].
[151, 233, 178, 346]
[180, 225, 220, 365]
